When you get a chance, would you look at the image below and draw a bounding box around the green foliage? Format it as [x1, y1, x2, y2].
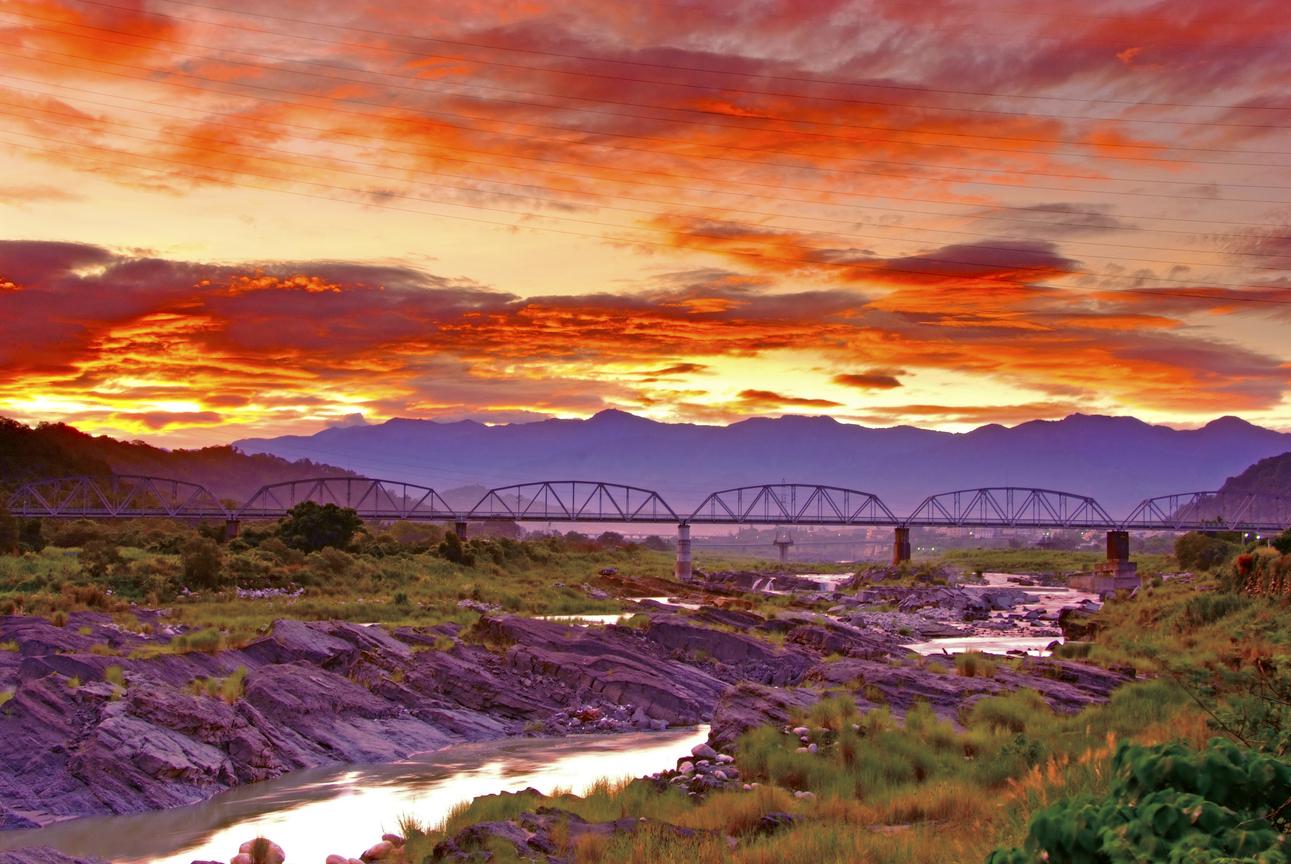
[438, 530, 475, 566]
[1178, 593, 1254, 630]
[1273, 529, 1291, 557]
[1174, 532, 1238, 572]
[987, 737, 1291, 864]
[276, 501, 364, 553]
[0, 502, 17, 554]
[79, 538, 124, 579]
[172, 627, 225, 654]
[180, 537, 225, 590]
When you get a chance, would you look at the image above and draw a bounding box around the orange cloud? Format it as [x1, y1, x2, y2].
[833, 372, 902, 390]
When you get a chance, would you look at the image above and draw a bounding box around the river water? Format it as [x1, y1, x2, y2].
[0, 727, 709, 864]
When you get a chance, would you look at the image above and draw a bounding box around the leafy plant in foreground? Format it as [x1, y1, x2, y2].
[987, 737, 1291, 864]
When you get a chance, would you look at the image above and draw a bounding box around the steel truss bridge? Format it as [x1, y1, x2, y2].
[6, 475, 1291, 534]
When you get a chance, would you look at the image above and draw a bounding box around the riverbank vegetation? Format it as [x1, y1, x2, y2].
[391, 532, 1291, 864]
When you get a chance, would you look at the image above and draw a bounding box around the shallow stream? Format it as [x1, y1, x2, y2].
[0, 727, 709, 864]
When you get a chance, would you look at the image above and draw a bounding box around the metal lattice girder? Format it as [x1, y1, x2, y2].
[236, 477, 456, 521]
[905, 487, 1116, 529]
[688, 485, 898, 525]
[5, 475, 229, 519]
[1120, 491, 1291, 533]
[467, 481, 678, 523]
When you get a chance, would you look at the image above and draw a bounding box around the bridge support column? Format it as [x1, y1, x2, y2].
[675, 522, 692, 581]
[454, 521, 468, 541]
[223, 520, 240, 542]
[773, 538, 793, 562]
[1106, 530, 1130, 561]
[1085, 530, 1138, 593]
[892, 527, 911, 565]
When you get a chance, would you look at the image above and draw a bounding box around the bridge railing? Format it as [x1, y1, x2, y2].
[1120, 491, 1291, 533]
[235, 477, 456, 521]
[5, 475, 230, 520]
[467, 481, 678, 523]
[688, 484, 899, 525]
[906, 487, 1116, 529]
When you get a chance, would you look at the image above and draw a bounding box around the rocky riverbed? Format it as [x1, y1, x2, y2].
[0, 569, 1127, 862]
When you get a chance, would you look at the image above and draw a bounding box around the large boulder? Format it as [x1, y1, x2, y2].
[707, 683, 820, 753]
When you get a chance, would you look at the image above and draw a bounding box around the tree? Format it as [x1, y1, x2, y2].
[1272, 527, 1291, 557]
[79, 539, 123, 579]
[438, 529, 475, 566]
[18, 518, 45, 552]
[0, 502, 16, 554]
[275, 501, 363, 553]
[1175, 531, 1235, 571]
[180, 537, 225, 590]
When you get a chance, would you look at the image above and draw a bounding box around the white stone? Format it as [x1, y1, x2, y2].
[691, 742, 719, 760]
[808, 743, 817, 754]
[362, 840, 394, 861]
[679, 761, 694, 774]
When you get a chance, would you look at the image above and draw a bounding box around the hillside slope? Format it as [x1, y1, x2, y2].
[1, 419, 357, 502]
[1220, 451, 1291, 496]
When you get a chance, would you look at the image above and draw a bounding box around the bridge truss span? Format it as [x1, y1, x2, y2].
[236, 477, 456, 521]
[688, 484, 898, 526]
[6, 475, 230, 520]
[467, 481, 678, 523]
[1120, 491, 1291, 533]
[906, 487, 1116, 529]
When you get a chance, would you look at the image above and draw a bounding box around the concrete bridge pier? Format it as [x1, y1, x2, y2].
[675, 522, 692, 581]
[773, 530, 793, 562]
[223, 520, 240, 542]
[892, 526, 911, 565]
[454, 521, 468, 541]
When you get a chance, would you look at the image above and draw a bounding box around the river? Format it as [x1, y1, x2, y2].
[0, 727, 709, 864]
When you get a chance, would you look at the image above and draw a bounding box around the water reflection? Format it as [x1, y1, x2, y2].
[0, 727, 708, 864]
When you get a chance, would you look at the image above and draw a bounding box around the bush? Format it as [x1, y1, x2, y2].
[79, 539, 123, 579]
[277, 501, 363, 553]
[987, 737, 1291, 864]
[180, 537, 225, 590]
[1174, 532, 1236, 572]
[439, 531, 475, 566]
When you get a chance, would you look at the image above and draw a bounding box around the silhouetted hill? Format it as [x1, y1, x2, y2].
[1220, 451, 1291, 496]
[1, 418, 358, 502]
[0, 417, 112, 491]
[234, 411, 1291, 516]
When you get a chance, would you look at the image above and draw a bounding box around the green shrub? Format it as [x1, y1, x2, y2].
[180, 537, 225, 591]
[987, 737, 1291, 864]
[1174, 532, 1237, 572]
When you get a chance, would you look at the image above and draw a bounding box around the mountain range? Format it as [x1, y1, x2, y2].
[234, 411, 1291, 517]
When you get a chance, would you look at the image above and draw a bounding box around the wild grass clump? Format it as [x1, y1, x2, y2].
[185, 667, 248, 704]
[955, 651, 996, 678]
[169, 627, 228, 654]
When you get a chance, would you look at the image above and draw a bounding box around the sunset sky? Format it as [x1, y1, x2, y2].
[1, 0, 1290, 448]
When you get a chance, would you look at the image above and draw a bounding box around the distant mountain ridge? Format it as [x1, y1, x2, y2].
[234, 410, 1291, 516]
[0, 418, 359, 501]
